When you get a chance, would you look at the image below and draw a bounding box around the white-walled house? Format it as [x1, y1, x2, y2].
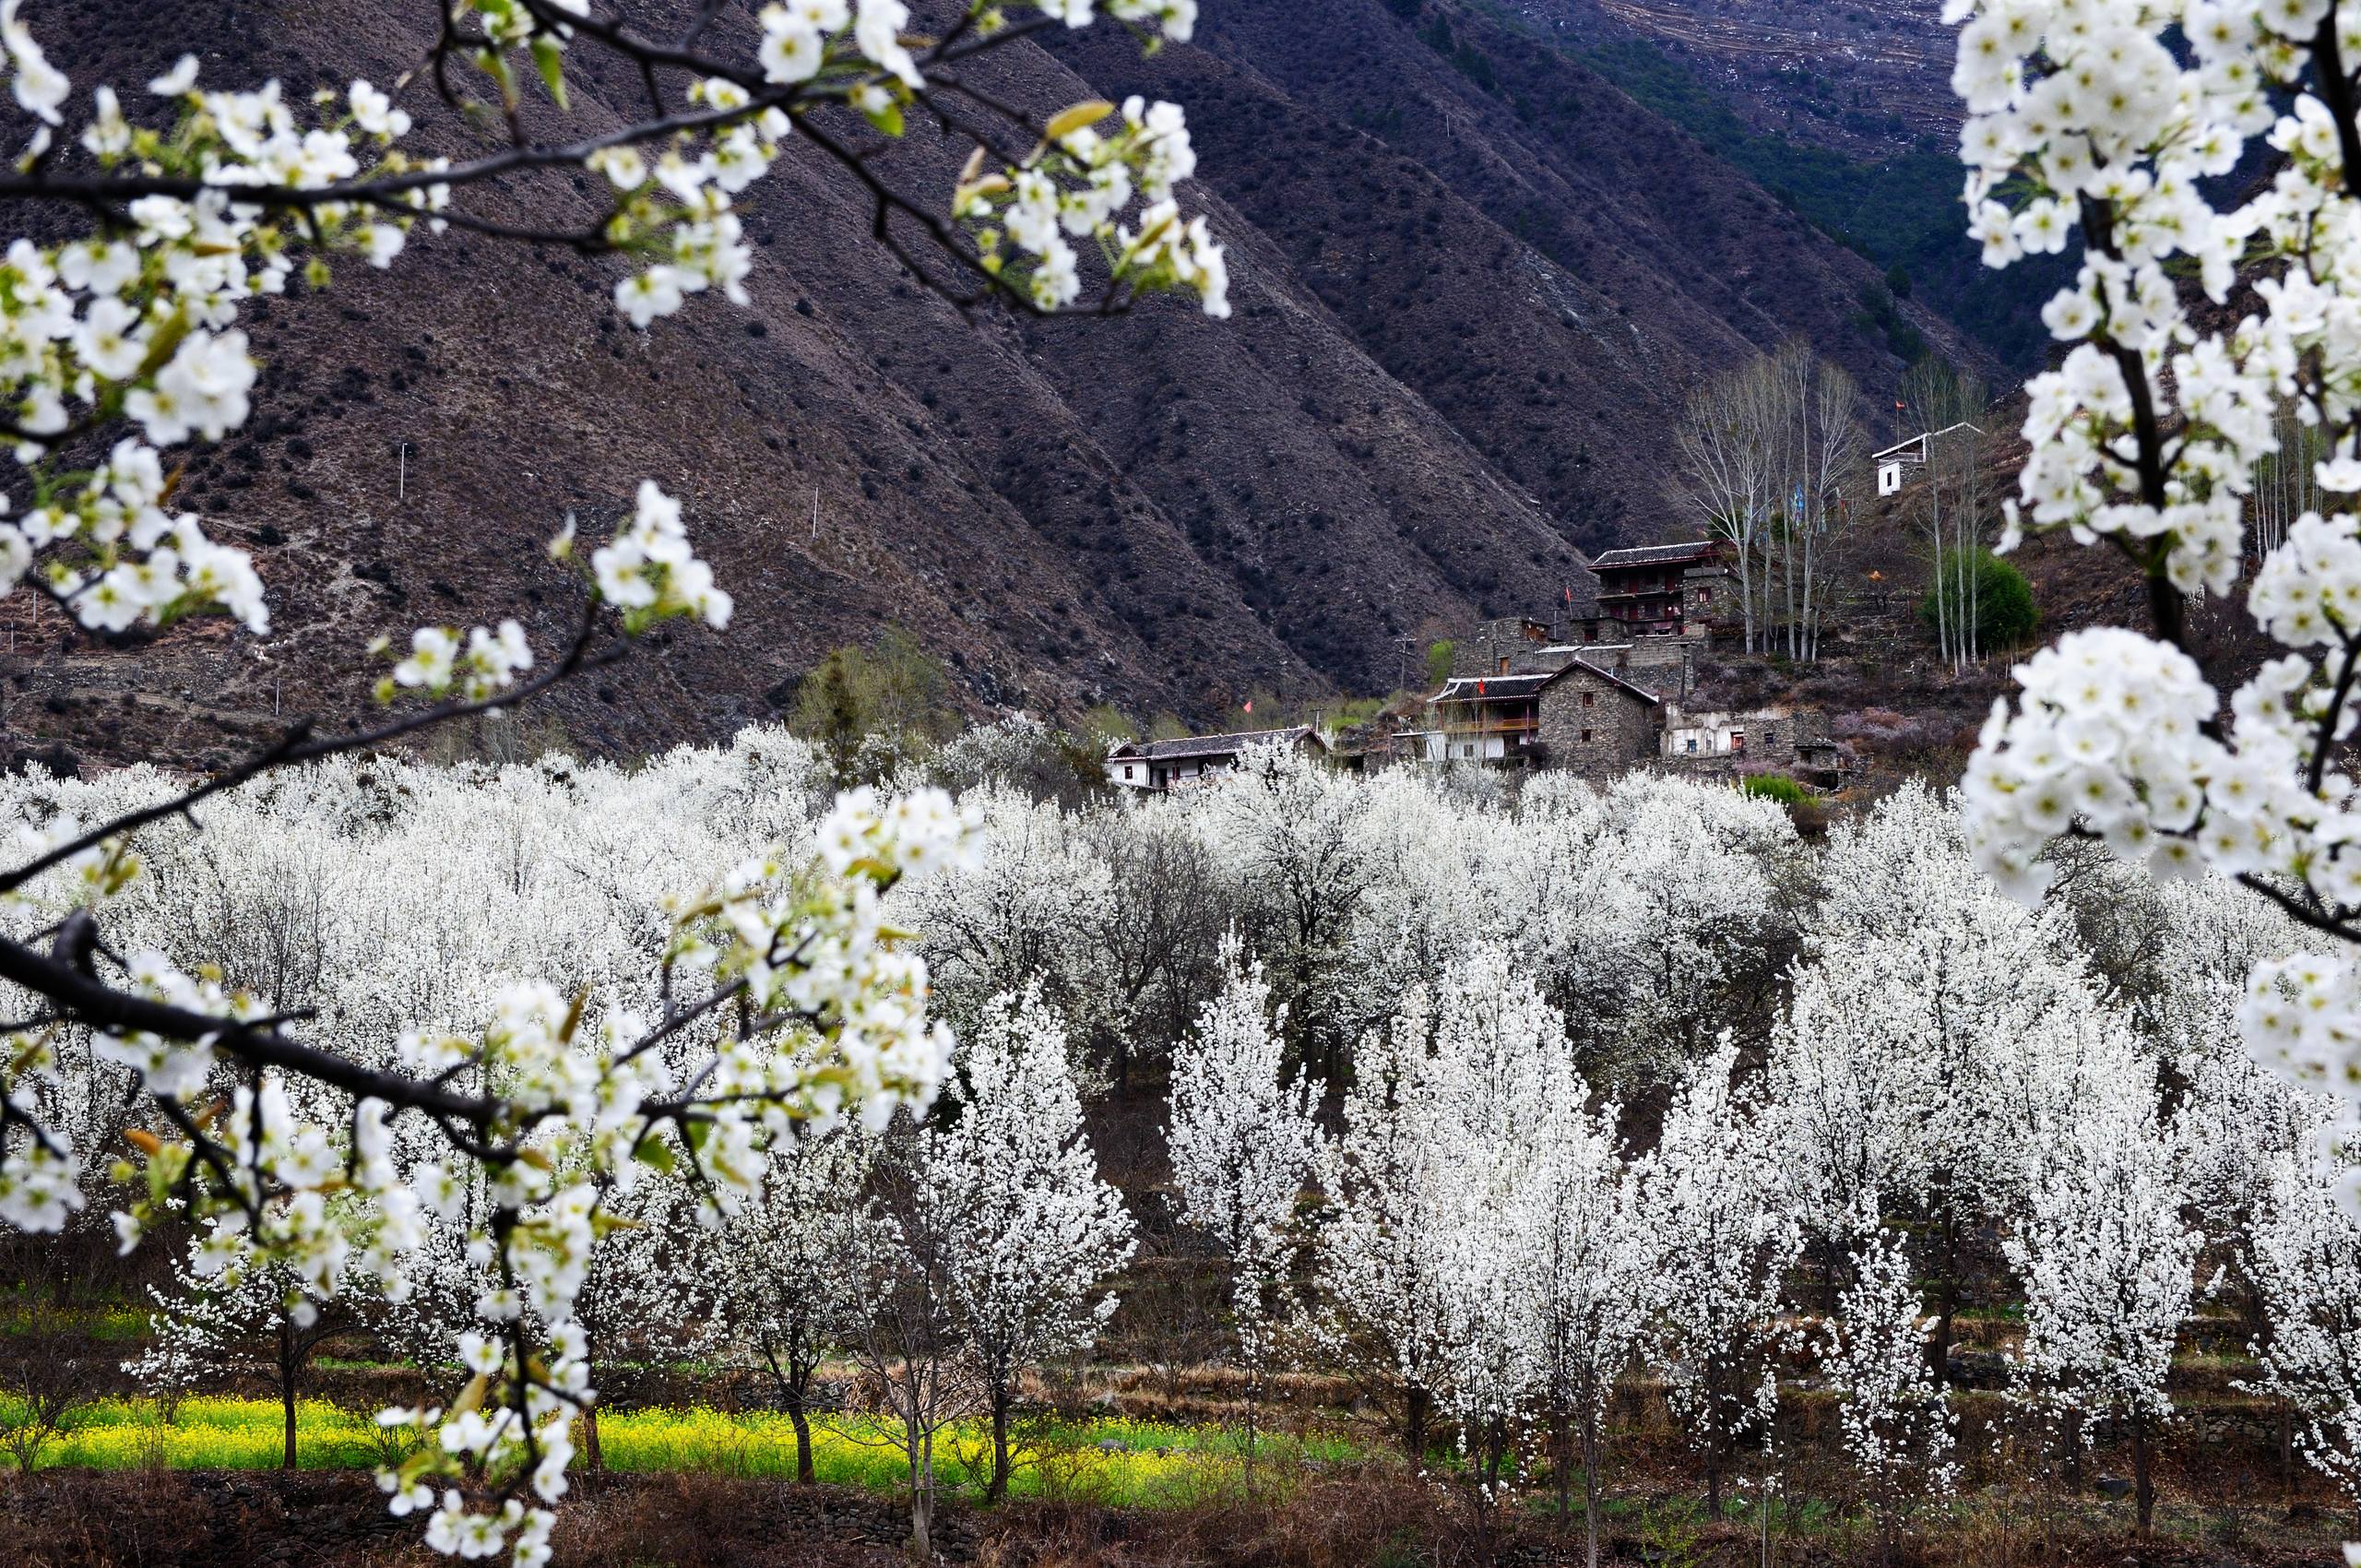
[1104, 726, 1328, 790]
[1874, 422, 1985, 496]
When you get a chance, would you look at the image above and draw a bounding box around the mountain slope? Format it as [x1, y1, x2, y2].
[5, 0, 2006, 772]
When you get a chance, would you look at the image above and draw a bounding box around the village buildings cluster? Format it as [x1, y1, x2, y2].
[1105, 536, 1850, 794]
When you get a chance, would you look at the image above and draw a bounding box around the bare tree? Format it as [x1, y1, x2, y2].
[1675, 345, 1863, 661]
[1902, 362, 1995, 673]
[1675, 360, 1778, 653]
[2251, 399, 2326, 561]
[1797, 355, 1868, 662]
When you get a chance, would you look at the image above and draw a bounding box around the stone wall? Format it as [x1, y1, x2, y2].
[1659, 703, 1830, 776]
[1509, 637, 1698, 699]
[1533, 666, 1658, 776]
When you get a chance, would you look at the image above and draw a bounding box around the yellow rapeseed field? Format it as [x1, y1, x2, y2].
[0, 1395, 1363, 1507]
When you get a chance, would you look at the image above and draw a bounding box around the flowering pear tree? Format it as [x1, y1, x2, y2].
[1419, 945, 1575, 1522]
[2242, 1147, 2361, 1513]
[702, 1122, 875, 1484]
[849, 1122, 979, 1562]
[128, 1216, 372, 1468]
[1818, 1209, 1957, 1556]
[0, 0, 1237, 1556]
[923, 984, 1133, 1503]
[1318, 944, 1576, 1488]
[1166, 936, 1322, 1374]
[2006, 1087, 2196, 1534]
[1317, 989, 1449, 1467]
[1201, 743, 1372, 1081]
[1635, 1038, 1803, 1522]
[1522, 1087, 1649, 1568]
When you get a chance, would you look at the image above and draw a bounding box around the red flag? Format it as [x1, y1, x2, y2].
[1562, 584, 1572, 605]
[1477, 679, 1487, 695]
[1242, 698, 1252, 714]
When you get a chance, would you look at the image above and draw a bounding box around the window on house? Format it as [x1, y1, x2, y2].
[1123, 765, 1134, 780]
[1584, 624, 1597, 642]
[1764, 728, 1776, 746]
[1580, 728, 1592, 742]
[1686, 737, 1698, 754]
[1581, 690, 1594, 708]
[1462, 743, 1476, 758]
[1731, 731, 1747, 753]
[1497, 656, 1510, 675]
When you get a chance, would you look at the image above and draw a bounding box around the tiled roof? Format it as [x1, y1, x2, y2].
[1431, 673, 1554, 702]
[1541, 658, 1663, 707]
[1109, 726, 1323, 763]
[1589, 540, 1720, 571]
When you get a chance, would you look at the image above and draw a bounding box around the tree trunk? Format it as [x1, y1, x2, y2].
[789, 1398, 814, 1485]
[584, 1404, 604, 1474]
[2282, 1402, 2296, 1507]
[1928, 1215, 1959, 1388]
[1550, 1408, 1572, 1525]
[987, 1384, 1012, 1503]
[1584, 1402, 1603, 1568]
[1706, 1457, 1723, 1522]
[279, 1319, 297, 1471]
[2132, 1412, 2154, 1535]
[760, 1342, 815, 1484]
[908, 1428, 933, 1560]
[1404, 1384, 1431, 1474]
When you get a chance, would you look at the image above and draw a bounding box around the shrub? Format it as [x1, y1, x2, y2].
[1917, 548, 2038, 652]
[1740, 773, 1809, 807]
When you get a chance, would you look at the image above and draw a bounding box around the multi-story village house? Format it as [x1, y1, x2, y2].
[1415, 537, 1849, 787]
[1586, 540, 1736, 637]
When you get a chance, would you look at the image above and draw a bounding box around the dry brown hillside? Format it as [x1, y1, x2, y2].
[0, 0, 2000, 773]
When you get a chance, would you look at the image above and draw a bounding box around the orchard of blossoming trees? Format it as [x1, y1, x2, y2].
[1, 727, 2358, 1560]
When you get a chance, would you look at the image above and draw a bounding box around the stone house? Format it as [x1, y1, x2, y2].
[1531, 660, 1662, 774]
[1660, 702, 1835, 779]
[1417, 671, 1552, 766]
[1586, 540, 1738, 637]
[1418, 659, 1662, 776]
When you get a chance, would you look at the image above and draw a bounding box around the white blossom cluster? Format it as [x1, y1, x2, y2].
[1944, 0, 2361, 1173]
[957, 96, 1228, 315]
[1166, 937, 1321, 1359]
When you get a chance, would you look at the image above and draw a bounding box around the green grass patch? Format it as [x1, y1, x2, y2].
[1740, 774, 1809, 807]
